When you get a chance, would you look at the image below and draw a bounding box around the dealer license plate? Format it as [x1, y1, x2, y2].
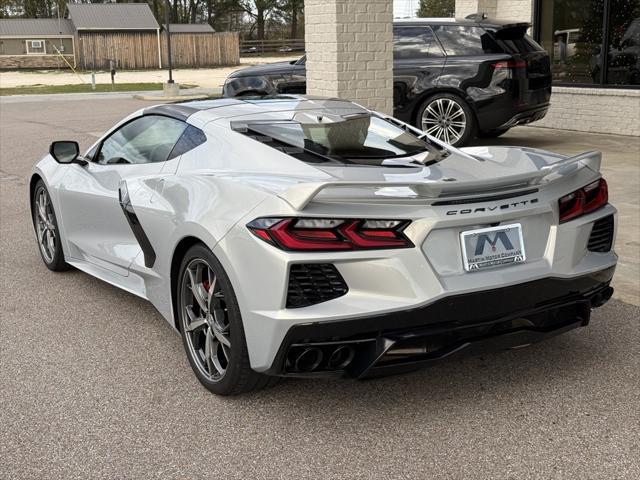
[460, 223, 526, 272]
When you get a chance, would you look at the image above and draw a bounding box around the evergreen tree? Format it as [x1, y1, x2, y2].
[416, 0, 455, 18]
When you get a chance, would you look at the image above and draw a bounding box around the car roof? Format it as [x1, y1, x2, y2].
[145, 96, 370, 124]
[393, 17, 530, 29]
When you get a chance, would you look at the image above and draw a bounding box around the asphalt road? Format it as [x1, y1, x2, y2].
[1, 96, 638, 479]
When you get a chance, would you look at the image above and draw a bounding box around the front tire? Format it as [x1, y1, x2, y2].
[177, 244, 277, 395]
[416, 93, 476, 147]
[31, 180, 70, 271]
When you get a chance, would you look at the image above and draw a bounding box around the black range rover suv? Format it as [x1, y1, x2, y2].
[223, 17, 552, 147]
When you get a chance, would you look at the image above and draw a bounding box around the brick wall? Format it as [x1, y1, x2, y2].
[535, 87, 640, 136]
[495, 0, 532, 21]
[305, 0, 394, 114]
[0, 55, 74, 69]
[456, 0, 532, 21]
[455, 0, 497, 19]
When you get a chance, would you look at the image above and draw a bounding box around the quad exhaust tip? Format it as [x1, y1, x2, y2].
[290, 344, 357, 372]
[591, 287, 613, 308]
[294, 347, 323, 372]
[327, 345, 355, 370]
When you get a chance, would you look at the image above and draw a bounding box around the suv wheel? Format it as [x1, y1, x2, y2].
[417, 93, 476, 147]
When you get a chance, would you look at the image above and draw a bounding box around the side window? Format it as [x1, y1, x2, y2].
[433, 25, 502, 56]
[168, 125, 207, 160]
[85, 143, 99, 162]
[97, 115, 188, 165]
[495, 33, 544, 54]
[393, 26, 444, 60]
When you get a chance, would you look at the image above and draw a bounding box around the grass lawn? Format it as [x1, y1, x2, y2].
[0, 82, 197, 96]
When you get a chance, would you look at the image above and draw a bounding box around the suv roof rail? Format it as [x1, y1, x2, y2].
[465, 12, 488, 20]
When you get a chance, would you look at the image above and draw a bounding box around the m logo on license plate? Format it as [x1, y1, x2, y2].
[461, 223, 526, 272]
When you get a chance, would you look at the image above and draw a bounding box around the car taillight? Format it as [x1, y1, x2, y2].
[247, 218, 413, 251]
[558, 178, 608, 223]
[491, 59, 527, 69]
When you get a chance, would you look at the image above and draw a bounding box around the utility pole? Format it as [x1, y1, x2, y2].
[164, 0, 174, 83]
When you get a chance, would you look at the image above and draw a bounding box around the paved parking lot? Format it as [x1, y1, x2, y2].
[1, 96, 638, 479]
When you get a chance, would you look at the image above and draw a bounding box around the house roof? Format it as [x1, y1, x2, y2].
[0, 19, 74, 36]
[66, 3, 159, 30]
[164, 23, 215, 33]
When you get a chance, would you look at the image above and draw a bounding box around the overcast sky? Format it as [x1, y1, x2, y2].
[394, 0, 418, 18]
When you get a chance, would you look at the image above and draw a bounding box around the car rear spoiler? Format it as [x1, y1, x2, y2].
[464, 13, 530, 30]
[277, 151, 602, 211]
[494, 21, 531, 30]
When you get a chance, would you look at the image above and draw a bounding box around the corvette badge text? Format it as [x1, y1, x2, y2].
[446, 198, 539, 216]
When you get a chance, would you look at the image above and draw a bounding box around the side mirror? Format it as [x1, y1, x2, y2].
[50, 141, 82, 164]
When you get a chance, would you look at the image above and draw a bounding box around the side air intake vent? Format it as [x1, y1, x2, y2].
[588, 215, 614, 252]
[287, 264, 348, 308]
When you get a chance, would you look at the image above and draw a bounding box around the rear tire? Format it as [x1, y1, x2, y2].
[477, 128, 511, 139]
[31, 180, 70, 272]
[177, 243, 278, 395]
[416, 93, 476, 147]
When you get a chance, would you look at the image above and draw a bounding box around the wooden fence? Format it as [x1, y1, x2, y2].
[240, 38, 304, 54]
[77, 31, 239, 70]
[161, 32, 239, 68]
[78, 32, 159, 70]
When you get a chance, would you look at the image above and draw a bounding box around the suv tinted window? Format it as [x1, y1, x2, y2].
[393, 26, 444, 59]
[497, 34, 544, 53]
[433, 25, 502, 56]
[491, 26, 545, 54]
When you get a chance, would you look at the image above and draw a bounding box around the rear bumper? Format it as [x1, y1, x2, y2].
[497, 103, 550, 129]
[265, 266, 615, 378]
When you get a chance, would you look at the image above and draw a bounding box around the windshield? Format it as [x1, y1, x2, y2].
[244, 113, 435, 165]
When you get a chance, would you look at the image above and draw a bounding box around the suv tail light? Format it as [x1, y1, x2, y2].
[491, 59, 527, 69]
[558, 178, 608, 223]
[247, 218, 413, 251]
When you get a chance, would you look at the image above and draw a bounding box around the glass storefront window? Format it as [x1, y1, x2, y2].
[538, 0, 604, 84]
[606, 0, 640, 85]
[536, 0, 640, 86]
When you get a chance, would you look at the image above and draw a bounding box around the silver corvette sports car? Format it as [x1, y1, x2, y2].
[30, 96, 617, 395]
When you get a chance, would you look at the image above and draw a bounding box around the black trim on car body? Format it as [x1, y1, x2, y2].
[265, 266, 616, 378]
[118, 181, 156, 268]
[144, 104, 200, 121]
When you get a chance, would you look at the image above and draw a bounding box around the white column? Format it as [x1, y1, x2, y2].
[304, 0, 394, 115]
